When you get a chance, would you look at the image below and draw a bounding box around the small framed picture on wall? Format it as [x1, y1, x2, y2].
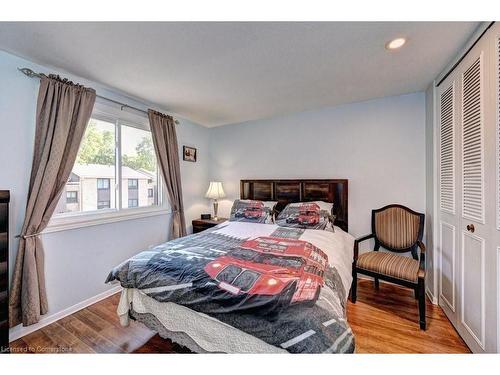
[183, 146, 197, 162]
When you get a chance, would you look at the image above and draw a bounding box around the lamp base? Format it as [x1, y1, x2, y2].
[213, 200, 219, 221]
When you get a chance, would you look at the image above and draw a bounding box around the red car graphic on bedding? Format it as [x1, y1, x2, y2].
[285, 203, 320, 225]
[234, 201, 265, 220]
[298, 203, 320, 225]
[204, 236, 328, 308]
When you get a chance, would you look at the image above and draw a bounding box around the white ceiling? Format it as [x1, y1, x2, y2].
[0, 22, 478, 127]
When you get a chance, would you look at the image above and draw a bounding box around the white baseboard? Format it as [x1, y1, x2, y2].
[426, 287, 438, 305]
[9, 285, 122, 342]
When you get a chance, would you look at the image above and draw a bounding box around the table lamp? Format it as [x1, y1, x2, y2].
[205, 181, 226, 220]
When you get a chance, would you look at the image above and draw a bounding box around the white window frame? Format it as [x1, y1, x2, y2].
[45, 101, 169, 234]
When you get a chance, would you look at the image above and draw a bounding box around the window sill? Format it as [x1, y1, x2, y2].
[44, 206, 171, 235]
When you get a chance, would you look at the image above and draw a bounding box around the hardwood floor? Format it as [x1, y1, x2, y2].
[9, 279, 470, 354]
[348, 280, 469, 353]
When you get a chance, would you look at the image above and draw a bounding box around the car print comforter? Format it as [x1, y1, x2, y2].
[106, 221, 355, 353]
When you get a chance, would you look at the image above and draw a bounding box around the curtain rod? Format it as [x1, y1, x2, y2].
[17, 67, 179, 124]
[435, 21, 494, 88]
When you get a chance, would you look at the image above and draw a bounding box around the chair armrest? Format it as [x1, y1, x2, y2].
[417, 241, 426, 279]
[353, 233, 374, 261]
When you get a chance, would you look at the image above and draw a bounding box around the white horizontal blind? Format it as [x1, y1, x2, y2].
[440, 83, 455, 213]
[462, 55, 484, 223]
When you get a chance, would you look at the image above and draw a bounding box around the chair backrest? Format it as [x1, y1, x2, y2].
[371, 204, 424, 259]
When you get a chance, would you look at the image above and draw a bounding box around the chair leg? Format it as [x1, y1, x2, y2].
[351, 268, 357, 303]
[414, 288, 418, 300]
[374, 277, 379, 290]
[418, 278, 426, 330]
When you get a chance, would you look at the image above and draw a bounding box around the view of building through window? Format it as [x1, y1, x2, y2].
[54, 117, 161, 215]
[121, 124, 158, 209]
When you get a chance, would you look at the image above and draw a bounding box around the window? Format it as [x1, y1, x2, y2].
[54, 118, 116, 214]
[96, 178, 111, 210]
[97, 178, 110, 190]
[66, 191, 78, 204]
[121, 124, 160, 208]
[52, 105, 165, 225]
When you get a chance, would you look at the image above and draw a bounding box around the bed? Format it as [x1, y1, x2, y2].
[106, 179, 355, 353]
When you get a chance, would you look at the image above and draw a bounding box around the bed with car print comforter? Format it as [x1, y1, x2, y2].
[106, 221, 355, 353]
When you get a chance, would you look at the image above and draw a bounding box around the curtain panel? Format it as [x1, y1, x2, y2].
[148, 109, 187, 239]
[9, 75, 96, 327]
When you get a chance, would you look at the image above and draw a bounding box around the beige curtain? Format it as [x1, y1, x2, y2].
[9, 75, 96, 327]
[148, 109, 187, 239]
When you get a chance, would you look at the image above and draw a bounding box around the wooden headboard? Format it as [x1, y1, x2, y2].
[240, 179, 348, 232]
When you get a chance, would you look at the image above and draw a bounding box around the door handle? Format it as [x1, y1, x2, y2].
[466, 224, 475, 233]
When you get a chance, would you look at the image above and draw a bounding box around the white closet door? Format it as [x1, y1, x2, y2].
[491, 25, 500, 353]
[462, 55, 485, 224]
[437, 23, 499, 352]
[438, 76, 459, 326]
[459, 50, 487, 352]
[440, 83, 456, 215]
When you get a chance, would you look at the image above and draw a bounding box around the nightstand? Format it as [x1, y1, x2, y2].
[192, 218, 227, 234]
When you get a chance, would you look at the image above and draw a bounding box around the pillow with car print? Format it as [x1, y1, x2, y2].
[276, 201, 334, 230]
[229, 199, 276, 223]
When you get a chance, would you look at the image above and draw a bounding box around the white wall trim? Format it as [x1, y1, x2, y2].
[432, 80, 440, 303]
[45, 207, 171, 234]
[9, 285, 122, 342]
[426, 287, 438, 305]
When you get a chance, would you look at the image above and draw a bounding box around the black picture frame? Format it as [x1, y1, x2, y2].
[183, 146, 197, 162]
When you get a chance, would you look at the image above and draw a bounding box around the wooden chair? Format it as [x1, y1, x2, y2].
[351, 204, 426, 330]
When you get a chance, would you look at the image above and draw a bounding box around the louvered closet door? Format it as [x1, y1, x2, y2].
[458, 47, 488, 353]
[489, 24, 500, 354]
[438, 74, 460, 330]
[438, 25, 498, 353]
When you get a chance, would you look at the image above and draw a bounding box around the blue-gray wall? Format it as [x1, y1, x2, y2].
[208, 93, 426, 244]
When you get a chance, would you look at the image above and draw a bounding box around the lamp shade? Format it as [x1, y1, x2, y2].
[205, 181, 226, 200]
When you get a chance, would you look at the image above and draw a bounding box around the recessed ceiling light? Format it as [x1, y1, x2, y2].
[385, 37, 406, 50]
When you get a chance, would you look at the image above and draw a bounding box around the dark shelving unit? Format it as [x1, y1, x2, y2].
[0, 191, 10, 353]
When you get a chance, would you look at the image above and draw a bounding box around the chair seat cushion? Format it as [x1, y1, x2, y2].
[357, 251, 419, 282]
